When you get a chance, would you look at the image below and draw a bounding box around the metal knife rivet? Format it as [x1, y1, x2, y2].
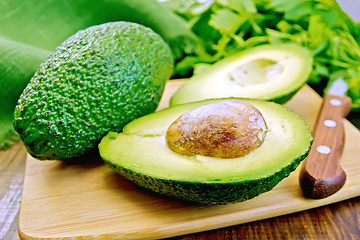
[316, 145, 331, 154]
[330, 99, 342, 106]
[324, 119, 337, 127]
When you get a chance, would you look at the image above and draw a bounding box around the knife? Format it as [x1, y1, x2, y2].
[299, 78, 352, 199]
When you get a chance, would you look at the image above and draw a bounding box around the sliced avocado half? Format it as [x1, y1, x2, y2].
[170, 44, 313, 106]
[99, 98, 313, 205]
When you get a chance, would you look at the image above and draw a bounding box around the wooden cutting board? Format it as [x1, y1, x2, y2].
[18, 80, 360, 240]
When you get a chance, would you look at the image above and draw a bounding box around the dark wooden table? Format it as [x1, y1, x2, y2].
[1, 142, 359, 240]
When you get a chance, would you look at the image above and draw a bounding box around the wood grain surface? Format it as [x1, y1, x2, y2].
[14, 80, 360, 240]
[2, 144, 360, 240]
[168, 196, 360, 240]
[0, 142, 27, 240]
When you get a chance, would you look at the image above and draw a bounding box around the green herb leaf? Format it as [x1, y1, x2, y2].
[161, 0, 360, 113]
[209, 8, 243, 33]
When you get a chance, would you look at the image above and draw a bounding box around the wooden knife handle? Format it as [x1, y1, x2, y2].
[299, 94, 352, 199]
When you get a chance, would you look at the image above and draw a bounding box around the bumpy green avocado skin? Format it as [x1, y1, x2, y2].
[13, 22, 173, 160]
[104, 148, 311, 205]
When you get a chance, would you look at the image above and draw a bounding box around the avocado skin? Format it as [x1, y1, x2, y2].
[13, 21, 173, 160]
[104, 145, 311, 205]
[271, 88, 300, 104]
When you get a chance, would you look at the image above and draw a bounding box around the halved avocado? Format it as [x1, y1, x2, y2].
[170, 44, 313, 106]
[99, 98, 313, 205]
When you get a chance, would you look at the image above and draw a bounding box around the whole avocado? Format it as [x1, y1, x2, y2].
[13, 21, 173, 160]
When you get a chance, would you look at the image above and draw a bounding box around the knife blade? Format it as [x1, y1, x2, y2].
[299, 78, 352, 199]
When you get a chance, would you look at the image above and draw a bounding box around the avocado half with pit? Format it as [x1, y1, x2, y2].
[170, 44, 313, 106]
[99, 98, 313, 205]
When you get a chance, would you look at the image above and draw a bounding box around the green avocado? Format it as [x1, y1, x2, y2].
[99, 98, 313, 205]
[13, 21, 173, 160]
[170, 44, 313, 106]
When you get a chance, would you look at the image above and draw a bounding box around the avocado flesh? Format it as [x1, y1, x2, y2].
[99, 98, 313, 205]
[170, 44, 313, 106]
[13, 21, 173, 160]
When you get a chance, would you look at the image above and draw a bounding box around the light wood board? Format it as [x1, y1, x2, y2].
[18, 80, 360, 240]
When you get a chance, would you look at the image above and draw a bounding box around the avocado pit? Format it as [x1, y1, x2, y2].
[165, 99, 268, 158]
